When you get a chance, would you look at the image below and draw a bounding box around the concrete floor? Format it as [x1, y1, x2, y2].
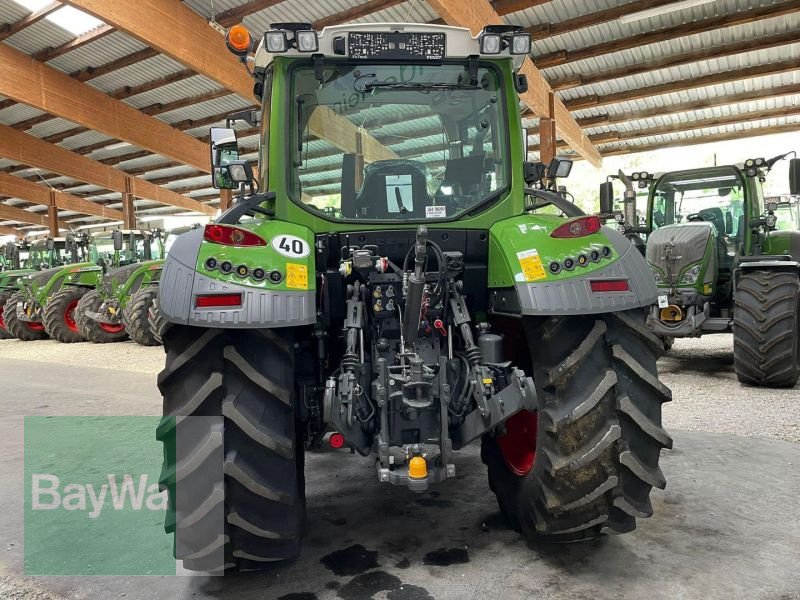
[0, 338, 798, 599]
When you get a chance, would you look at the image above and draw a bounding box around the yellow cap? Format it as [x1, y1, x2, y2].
[408, 456, 427, 479]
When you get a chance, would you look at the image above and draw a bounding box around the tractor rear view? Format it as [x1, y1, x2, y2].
[155, 22, 673, 572]
[643, 156, 800, 386]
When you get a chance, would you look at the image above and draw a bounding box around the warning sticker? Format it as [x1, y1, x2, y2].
[516, 249, 547, 282]
[425, 205, 447, 219]
[285, 263, 308, 290]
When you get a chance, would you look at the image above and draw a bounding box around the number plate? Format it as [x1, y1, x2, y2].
[658, 295, 669, 309]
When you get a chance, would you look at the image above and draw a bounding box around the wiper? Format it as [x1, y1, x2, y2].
[359, 81, 480, 92]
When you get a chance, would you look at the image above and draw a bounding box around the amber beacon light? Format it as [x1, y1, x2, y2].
[226, 24, 253, 56]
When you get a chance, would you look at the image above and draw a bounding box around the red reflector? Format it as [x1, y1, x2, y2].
[551, 216, 602, 238]
[204, 224, 266, 246]
[195, 294, 242, 308]
[590, 280, 629, 292]
[329, 432, 346, 449]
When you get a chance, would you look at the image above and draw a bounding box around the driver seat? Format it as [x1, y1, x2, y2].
[698, 207, 731, 275]
[352, 160, 430, 219]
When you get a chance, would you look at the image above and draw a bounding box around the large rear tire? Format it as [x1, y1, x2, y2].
[733, 270, 800, 388]
[157, 326, 305, 572]
[123, 287, 159, 346]
[75, 290, 128, 343]
[482, 309, 672, 540]
[43, 287, 89, 343]
[3, 291, 48, 341]
[0, 290, 14, 339]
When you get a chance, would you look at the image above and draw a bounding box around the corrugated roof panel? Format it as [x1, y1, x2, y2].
[1, 14, 76, 56]
[123, 75, 225, 108]
[26, 116, 82, 139]
[86, 54, 188, 95]
[59, 130, 114, 151]
[46, 31, 148, 74]
[0, 0, 31, 25]
[156, 96, 255, 125]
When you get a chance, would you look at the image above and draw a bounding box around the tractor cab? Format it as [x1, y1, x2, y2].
[89, 229, 163, 270]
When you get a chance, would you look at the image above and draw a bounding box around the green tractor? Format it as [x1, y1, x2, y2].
[4, 229, 160, 343]
[641, 155, 800, 386]
[75, 227, 195, 345]
[155, 22, 673, 571]
[1, 236, 87, 341]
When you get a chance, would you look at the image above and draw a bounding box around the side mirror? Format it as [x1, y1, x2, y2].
[725, 211, 733, 234]
[789, 158, 800, 196]
[210, 127, 240, 189]
[46, 238, 55, 251]
[214, 160, 254, 190]
[599, 181, 614, 214]
[112, 230, 123, 251]
[547, 157, 572, 179]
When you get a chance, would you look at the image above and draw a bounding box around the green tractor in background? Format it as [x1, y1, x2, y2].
[3, 229, 161, 343]
[155, 22, 673, 571]
[1, 236, 85, 341]
[639, 155, 800, 386]
[76, 226, 195, 345]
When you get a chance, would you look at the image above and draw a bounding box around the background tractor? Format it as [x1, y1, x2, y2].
[74, 226, 196, 345]
[156, 22, 673, 572]
[4, 230, 159, 343]
[1, 236, 83, 341]
[638, 155, 800, 386]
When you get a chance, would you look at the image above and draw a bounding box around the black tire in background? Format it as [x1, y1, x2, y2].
[75, 289, 128, 343]
[482, 309, 673, 541]
[157, 326, 305, 572]
[733, 270, 800, 387]
[123, 287, 159, 346]
[43, 286, 90, 343]
[3, 291, 48, 341]
[149, 297, 167, 346]
[0, 290, 14, 339]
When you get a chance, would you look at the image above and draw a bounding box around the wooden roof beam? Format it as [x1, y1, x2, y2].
[0, 1, 61, 42]
[0, 173, 124, 221]
[564, 58, 800, 111]
[551, 31, 799, 92]
[32, 24, 114, 62]
[0, 203, 68, 230]
[598, 122, 800, 157]
[535, 1, 800, 68]
[427, 0, 601, 166]
[0, 224, 23, 238]
[0, 125, 215, 216]
[0, 43, 211, 172]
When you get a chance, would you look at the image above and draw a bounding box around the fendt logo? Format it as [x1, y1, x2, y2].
[31, 474, 167, 519]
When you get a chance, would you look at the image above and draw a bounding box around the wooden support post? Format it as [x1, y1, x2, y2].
[219, 188, 232, 211]
[123, 177, 136, 229]
[48, 190, 59, 237]
[539, 92, 557, 165]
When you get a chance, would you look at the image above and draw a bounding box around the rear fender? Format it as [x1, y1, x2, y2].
[158, 222, 316, 328]
[487, 215, 657, 316]
[734, 255, 800, 287]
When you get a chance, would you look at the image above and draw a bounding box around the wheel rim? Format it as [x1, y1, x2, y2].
[26, 321, 45, 331]
[64, 299, 79, 332]
[99, 322, 125, 334]
[497, 410, 538, 477]
[0, 305, 5, 330]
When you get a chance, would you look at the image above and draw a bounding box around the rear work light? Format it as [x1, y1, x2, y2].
[550, 216, 602, 238]
[204, 224, 266, 246]
[590, 280, 629, 293]
[195, 294, 242, 308]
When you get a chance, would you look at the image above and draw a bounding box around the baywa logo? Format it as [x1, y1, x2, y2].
[31, 473, 167, 519]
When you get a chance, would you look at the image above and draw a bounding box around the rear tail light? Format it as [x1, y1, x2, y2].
[590, 280, 629, 293]
[551, 216, 601, 238]
[195, 293, 242, 308]
[204, 224, 266, 246]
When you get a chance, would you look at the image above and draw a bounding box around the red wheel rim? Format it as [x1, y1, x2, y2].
[0, 305, 5, 331]
[99, 322, 125, 334]
[26, 321, 45, 331]
[497, 410, 538, 477]
[64, 299, 79, 332]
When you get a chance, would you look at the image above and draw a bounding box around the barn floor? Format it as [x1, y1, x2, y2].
[0, 336, 797, 600]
